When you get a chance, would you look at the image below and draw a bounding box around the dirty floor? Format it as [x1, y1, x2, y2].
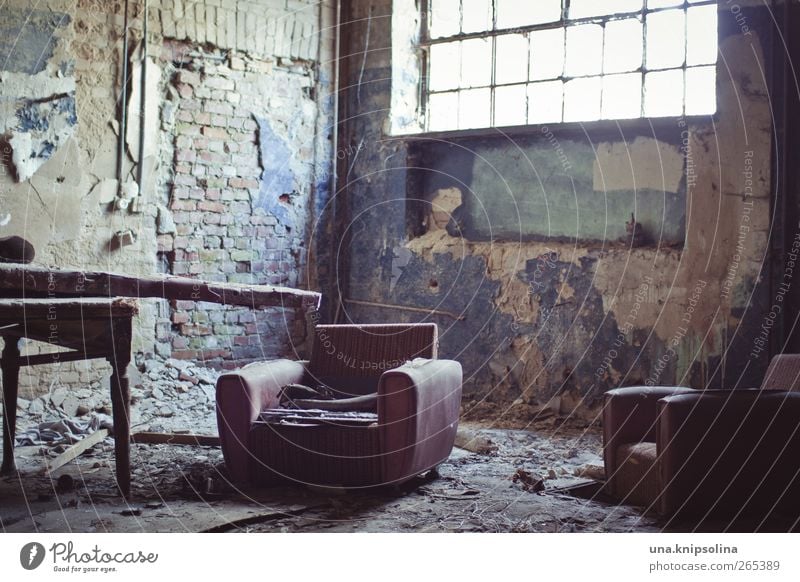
[2, 358, 796, 533]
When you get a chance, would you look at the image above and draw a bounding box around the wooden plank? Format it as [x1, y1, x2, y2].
[43, 428, 109, 475]
[130, 432, 220, 446]
[0, 265, 321, 310]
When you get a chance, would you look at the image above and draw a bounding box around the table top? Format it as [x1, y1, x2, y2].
[0, 297, 139, 319]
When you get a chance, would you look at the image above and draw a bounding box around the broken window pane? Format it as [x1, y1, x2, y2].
[647, 0, 683, 8]
[460, 37, 492, 88]
[495, 34, 529, 85]
[603, 18, 642, 74]
[429, 41, 461, 92]
[494, 84, 528, 127]
[428, 91, 459, 131]
[496, 0, 561, 29]
[570, 0, 643, 19]
[461, 0, 492, 34]
[686, 4, 718, 66]
[564, 76, 602, 121]
[644, 69, 684, 117]
[528, 81, 564, 124]
[429, 0, 460, 39]
[459, 88, 491, 129]
[602, 73, 642, 119]
[530, 28, 565, 81]
[685, 66, 716, 115]
[646, 9, 685, 70]
[565, 24, 603, 77]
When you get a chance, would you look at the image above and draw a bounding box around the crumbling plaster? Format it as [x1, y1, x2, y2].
[336, 1, 774, 419]
[1, 0, 334, 396]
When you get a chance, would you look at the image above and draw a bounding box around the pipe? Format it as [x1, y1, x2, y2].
[343, 298, 465, 321]
[136, 0, 148, 196]
[116, 0, 130, 198]
[331, 0, 343, 323]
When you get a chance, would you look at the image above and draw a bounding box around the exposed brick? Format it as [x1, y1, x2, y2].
[175, 148, 196, 162]
[201, 126, 229, 139]
[198, 201, 226, 213]
[228, 177, 259, 189]
[178, 70, 201, 86]
[170, 200, 196, 211]
[172, 312, 190, 324]
[204, 76, 235, 91]
[157, 234, 174, 252]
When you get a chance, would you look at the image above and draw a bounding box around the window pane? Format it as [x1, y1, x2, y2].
[460, 38, 492, 88]
[570, 0, 643, 19]
[429, 41, 460, 92]
[644, 69, 684, 117]
[602, 73, 642, 119]
[530, 28, 565, 80]
[564, 76, 602, 121]
[604, 18, 642, 74]
[459, 88, 491, 129]
[647, 0, 683, 8]
[685, 66, 716, 115]
[646, 9, 685, 70]
[687, 4, 718, 65]
[461, 0, 491, 34]
[494, 84, 527, 127]
[528, 81, 564, 124]
[428, 92, 459, 131]
[565, 24, 603, 77]
[495, 34, 529, 85]
[496, 0, 561, 29]
[429, 0, 460, 38]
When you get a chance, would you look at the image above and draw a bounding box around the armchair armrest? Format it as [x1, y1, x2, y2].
[657, 390, 800, 517]
[216, 359, 306, 482]
[378, 359, 462, 484]
[603, 386, 694, 491]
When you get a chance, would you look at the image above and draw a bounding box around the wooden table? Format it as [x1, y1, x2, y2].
[0, 298, 137, 496]
[0, 264, 321, 497]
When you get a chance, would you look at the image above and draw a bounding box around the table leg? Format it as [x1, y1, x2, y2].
[108, 323, 132, 498]
[1, 337, 21, 475]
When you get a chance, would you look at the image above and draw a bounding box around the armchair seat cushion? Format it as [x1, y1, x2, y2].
[250, 417, 382, 487]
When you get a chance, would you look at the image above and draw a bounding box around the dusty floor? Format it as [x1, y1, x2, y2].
[2, 420, 658, 533]
[2, 359, 797, 533]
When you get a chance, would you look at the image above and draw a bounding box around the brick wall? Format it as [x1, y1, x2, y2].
[154, 35, 325, 368]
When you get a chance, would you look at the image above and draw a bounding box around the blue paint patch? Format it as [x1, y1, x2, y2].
[0, 8, 71, 74]
[254, 116, 296, 227]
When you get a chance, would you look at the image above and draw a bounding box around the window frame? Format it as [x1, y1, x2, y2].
[415, 0, 720, 135]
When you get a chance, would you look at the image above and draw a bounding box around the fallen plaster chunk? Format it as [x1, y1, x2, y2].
[9, 93, 78, 182]
[90, 179, 118, 204]
[157, 205, 177, 234]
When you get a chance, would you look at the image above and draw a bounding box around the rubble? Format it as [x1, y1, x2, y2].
[12, 356, 221, 442]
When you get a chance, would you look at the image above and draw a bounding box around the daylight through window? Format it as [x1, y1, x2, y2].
[423, 0, 718, 132]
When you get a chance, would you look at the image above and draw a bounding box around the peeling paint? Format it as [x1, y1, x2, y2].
[254, 115, 295, 226]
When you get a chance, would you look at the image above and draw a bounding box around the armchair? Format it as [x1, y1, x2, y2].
[603, 355, 800, 518]
[215, 323, 462, 488]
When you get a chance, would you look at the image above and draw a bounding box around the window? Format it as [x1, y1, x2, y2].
[421, 0, 718, 132]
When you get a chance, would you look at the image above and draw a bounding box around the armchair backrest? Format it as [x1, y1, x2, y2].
[760, 354, 800, 392]
[308, 323, 438, 395]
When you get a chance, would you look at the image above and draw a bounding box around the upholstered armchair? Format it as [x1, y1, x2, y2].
[215, 323, 462, 488]
[603, 355, 800, 518]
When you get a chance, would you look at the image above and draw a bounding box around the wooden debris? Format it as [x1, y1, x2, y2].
[130, 432, 220, 447]
[44, 428, 109, 476]
[0, 264, 321, 310]
[512, 468, 545, 493]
